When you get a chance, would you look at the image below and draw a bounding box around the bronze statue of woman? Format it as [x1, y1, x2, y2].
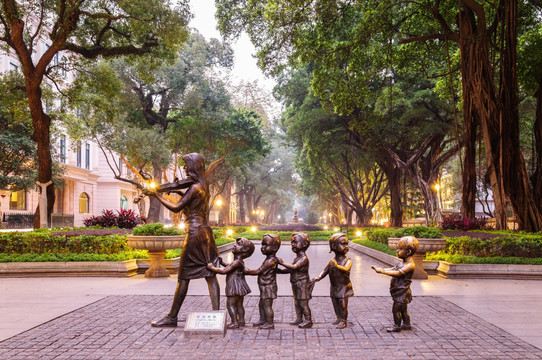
[145, 153, 221, 327]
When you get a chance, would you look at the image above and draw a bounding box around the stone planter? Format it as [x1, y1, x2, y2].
[126, 235, 184, 278]
[388, 237, 447, 279]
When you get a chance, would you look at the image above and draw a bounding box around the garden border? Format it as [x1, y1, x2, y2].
[0, 242, 235, 278]
[349, 242, 542, 280]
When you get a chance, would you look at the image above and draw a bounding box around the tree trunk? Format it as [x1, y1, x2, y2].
[387, 166, 403, 227]
[532, 79, 542, 213]
[499, 0, 542, 231]
[146, 164, 163, 223]
[238, 190, 245, 224]
[461, 103, 477, 219]
[458, 5, 508, 229]
[27, 85, 55, 229]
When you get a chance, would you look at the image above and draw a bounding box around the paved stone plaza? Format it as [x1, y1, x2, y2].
[1, 294, 541, 360]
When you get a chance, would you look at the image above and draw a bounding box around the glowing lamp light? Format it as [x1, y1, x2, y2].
[251, 226, 257, 232]
[149, 182, 156, 189]
[216, 199, 223, 206]
[324, 225, 328, 230]
[333, 227, 339, 232]
[356, 231, 362, 237]
[434, 183, 440, 191]
[226, 229, 233, 237]
[178, 223, 186, 230]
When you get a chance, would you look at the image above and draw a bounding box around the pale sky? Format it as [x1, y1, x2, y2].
[188, 0, 277, 94]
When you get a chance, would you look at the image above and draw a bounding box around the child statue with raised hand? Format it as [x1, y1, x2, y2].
[313, 233, 353, 329]
[279, 232, 314, 329]
[245, 233, 281, 329]
[207, 237, 255, 329]
[372, 235, 419, 332]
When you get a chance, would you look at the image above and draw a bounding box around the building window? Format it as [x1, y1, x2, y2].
[59, 135, 66, 163]
[120, 195, 128, 210]
[76, 143, 82, 167]
[9, 62, 18, 72]
[9, 190, 26, 210]
[118, 157, 123, 176]
[79, 193, 89, 213]
[85, 143, 90, 169]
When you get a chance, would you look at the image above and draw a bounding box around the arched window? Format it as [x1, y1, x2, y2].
[79, 193, 89, 213]
[120, 195, 128, 210]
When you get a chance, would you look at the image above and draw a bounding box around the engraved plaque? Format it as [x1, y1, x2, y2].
[184, 310, 227, 338]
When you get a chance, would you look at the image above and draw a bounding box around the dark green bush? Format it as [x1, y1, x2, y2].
[392, 226, 443, 239]
[365, 228, 395, 244]
[442, 235, 542, 258]
[131, 223, 183, 236]
[0, 231, 130, 255]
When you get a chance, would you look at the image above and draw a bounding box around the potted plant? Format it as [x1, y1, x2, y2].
[388, 226, 447, 279]
[127, 223, 185, 278]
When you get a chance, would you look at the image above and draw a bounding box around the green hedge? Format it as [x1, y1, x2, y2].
[425, 254, 542, 265]
[0, 232, 130, 254]
[0, 229, 233, 262]
[440, 235, 542, 258]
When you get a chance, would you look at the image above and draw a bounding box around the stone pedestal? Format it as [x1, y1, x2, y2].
[145, 250, 170, 278]
[126, 235, 184, 278]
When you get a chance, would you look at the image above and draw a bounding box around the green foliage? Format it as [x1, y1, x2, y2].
[425, 254, 542, 265]
[0, 232, 130, 255]
[0, 74, 37, 190]
[392, 226, 443, 239]
[131, 223, 184, 236]
[365, 228, 396, 244]
[440, 235, 542, 258]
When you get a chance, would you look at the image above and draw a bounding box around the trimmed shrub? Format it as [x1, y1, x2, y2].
[441, 235, 542, 258]
[0, 231, 130, 255]
[365, 228, 395, 244]
[392, 226, 443, 239]
[131, 222, 183, 236]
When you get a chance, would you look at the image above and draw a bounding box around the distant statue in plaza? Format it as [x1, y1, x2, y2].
[144, 153, 221, 327]
[207, 237, 254, 329]
[279, 232, 314, 328]
[292, 209, 299, 222]
[313, 233, 353, 329]
[245, 233, 282, 329]
[372, 235, 419, 332]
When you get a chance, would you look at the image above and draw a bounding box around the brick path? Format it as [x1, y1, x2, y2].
[1, 295, 541, 360]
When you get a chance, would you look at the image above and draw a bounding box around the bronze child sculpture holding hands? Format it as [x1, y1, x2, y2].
[313, 233, 354, 329]
[372, 235, 419, 332]
[245, 233, 282, 329]
[208, 237, 255, 329]
[279, 232, 313, 328]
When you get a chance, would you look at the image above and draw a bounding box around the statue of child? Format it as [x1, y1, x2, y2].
[245, 233, 281, 329]
[372, 235, 419, 332]
[207, 237, 255, 329]
[313, 233, 353, 329]
[279, 232, 314, 328]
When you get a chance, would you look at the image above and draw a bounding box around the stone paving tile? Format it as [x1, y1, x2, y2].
[1, 295, 541, 360]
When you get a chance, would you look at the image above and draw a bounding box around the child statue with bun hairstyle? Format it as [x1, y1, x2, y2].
[372, 236, 419, 332]
[313, 233, 353, 329]
[208, 237, 255, 329]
